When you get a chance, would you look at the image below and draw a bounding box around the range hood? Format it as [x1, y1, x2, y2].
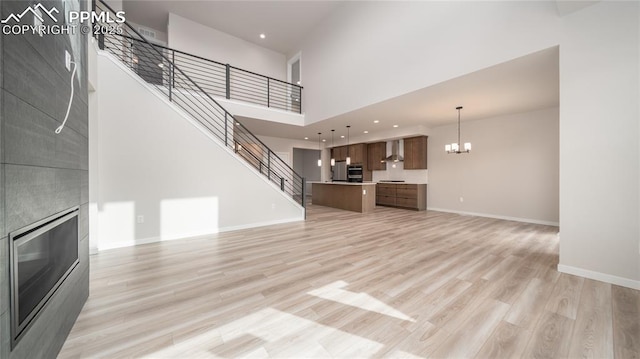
[385, 140, 404, 162]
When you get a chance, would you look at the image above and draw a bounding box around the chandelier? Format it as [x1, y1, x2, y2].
[445, 106, 471, 154]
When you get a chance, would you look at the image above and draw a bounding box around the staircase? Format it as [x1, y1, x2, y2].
[93, 0, 306, 208]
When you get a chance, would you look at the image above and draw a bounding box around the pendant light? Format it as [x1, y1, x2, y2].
[330, 129, 336, 166]
[445, 106, 471, 154]
[317, 132, 322, 167]
[345, 125, 351, 165]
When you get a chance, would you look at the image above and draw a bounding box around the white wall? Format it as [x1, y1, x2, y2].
[558, 1, 640, 288]
[95, 53, 303, 250]
[168, 13, 287, 81]
[296, 1, 560, 124]
[428, 107, 559, 225]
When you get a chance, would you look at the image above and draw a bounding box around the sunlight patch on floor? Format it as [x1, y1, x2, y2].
[144, 307, 383, 358]
[307, 280, 415, 322]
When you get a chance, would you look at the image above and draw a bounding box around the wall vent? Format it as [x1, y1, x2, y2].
[138, 27, 156, 39]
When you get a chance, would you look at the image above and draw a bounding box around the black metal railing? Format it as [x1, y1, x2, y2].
[93, 0, 306, 208]
[96, 29, 302, 113]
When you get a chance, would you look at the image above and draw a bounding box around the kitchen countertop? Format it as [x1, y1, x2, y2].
[308, 181, 377, 186]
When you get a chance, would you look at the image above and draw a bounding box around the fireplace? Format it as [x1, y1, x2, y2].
[9, 206, 80, 348]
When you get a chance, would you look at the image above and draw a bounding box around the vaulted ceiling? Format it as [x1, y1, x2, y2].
[123, 0, 342, 54]
[123, 1, 560, 142]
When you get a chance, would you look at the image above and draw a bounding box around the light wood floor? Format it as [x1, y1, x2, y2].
[58, 204, 639, 358]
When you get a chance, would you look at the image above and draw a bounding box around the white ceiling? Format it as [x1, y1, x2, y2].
[239, 46, 560, 142]
[122, 0, 342, 54]
[122, 2, 559, 144]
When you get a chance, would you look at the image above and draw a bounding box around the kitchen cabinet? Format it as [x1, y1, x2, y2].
[312, 182, 377, 213]
[376, 183, 396, 206]
[367, 142, 387, 171]
[376, 183, 427, 210]
[331, 144, 365, 164]
[347, 143, 366, 164]
[403, 136, 428, 170]
[331, 146, 347, 161]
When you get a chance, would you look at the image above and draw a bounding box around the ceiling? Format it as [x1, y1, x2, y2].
[239, 46, 560, 142]
[122, 0, 342, 54]
[122, 2, 559, 144]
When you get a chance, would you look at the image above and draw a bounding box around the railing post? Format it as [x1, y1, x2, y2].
[225, 64, 231, 99]
[171, 50, 175, 96]
[267, 151, 271, 181]
[301, 178, 306, 208]
[299, 87, 302, 114]
[224, 112, 228, 147]
[98, 32, 105, 50]
[280, 177, 285, 191]
[168, 56, 173, 102]
[267, 78, 270, 108]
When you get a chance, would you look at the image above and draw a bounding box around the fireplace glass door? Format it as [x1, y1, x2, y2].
[10, 207, 79, 347]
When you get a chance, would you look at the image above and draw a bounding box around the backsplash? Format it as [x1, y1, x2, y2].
[372, 163, 428, 184]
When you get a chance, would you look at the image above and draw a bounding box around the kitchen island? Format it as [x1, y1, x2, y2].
[310, 182, 377, 213]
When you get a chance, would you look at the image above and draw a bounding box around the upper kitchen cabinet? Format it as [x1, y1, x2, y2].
[403, 136, 428, 169]
[331, 145, 347, 161]
[367, 142, 387, 171]
[347, 143, 366, 165]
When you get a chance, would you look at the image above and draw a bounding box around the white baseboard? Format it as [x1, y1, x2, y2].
[427, 207, 559, 226]
[218, 217, 303, 233]
[558, 264, 640, 290]
[97, 216, 304, 252]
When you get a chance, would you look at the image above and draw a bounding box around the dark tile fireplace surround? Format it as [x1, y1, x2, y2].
[1, 1, 90, 358]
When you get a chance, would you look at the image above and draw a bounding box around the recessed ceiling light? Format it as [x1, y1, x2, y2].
[393, 125, 399, 128]
[304, 137, 309, 140]
[340, 135, 345, 138]
[260, 33, 266, 39]
[374, 120, 379, 124]
[322, 139, 326, 142]
[363, 131, 369, 134]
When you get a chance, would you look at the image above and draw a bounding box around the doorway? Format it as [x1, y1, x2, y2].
[293, 148, 320, 197]
[288, 53, 302, 112]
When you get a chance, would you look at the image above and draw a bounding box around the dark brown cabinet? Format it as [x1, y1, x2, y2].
[332, 144, 366, 164]
[367, 142, 387, 171]
[376, 183, 396, 206]
[347, 143, 366, 164]
[403, 136, 428, 170]
[331, 146, 347, 162]
[376, 183, 427, 210]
